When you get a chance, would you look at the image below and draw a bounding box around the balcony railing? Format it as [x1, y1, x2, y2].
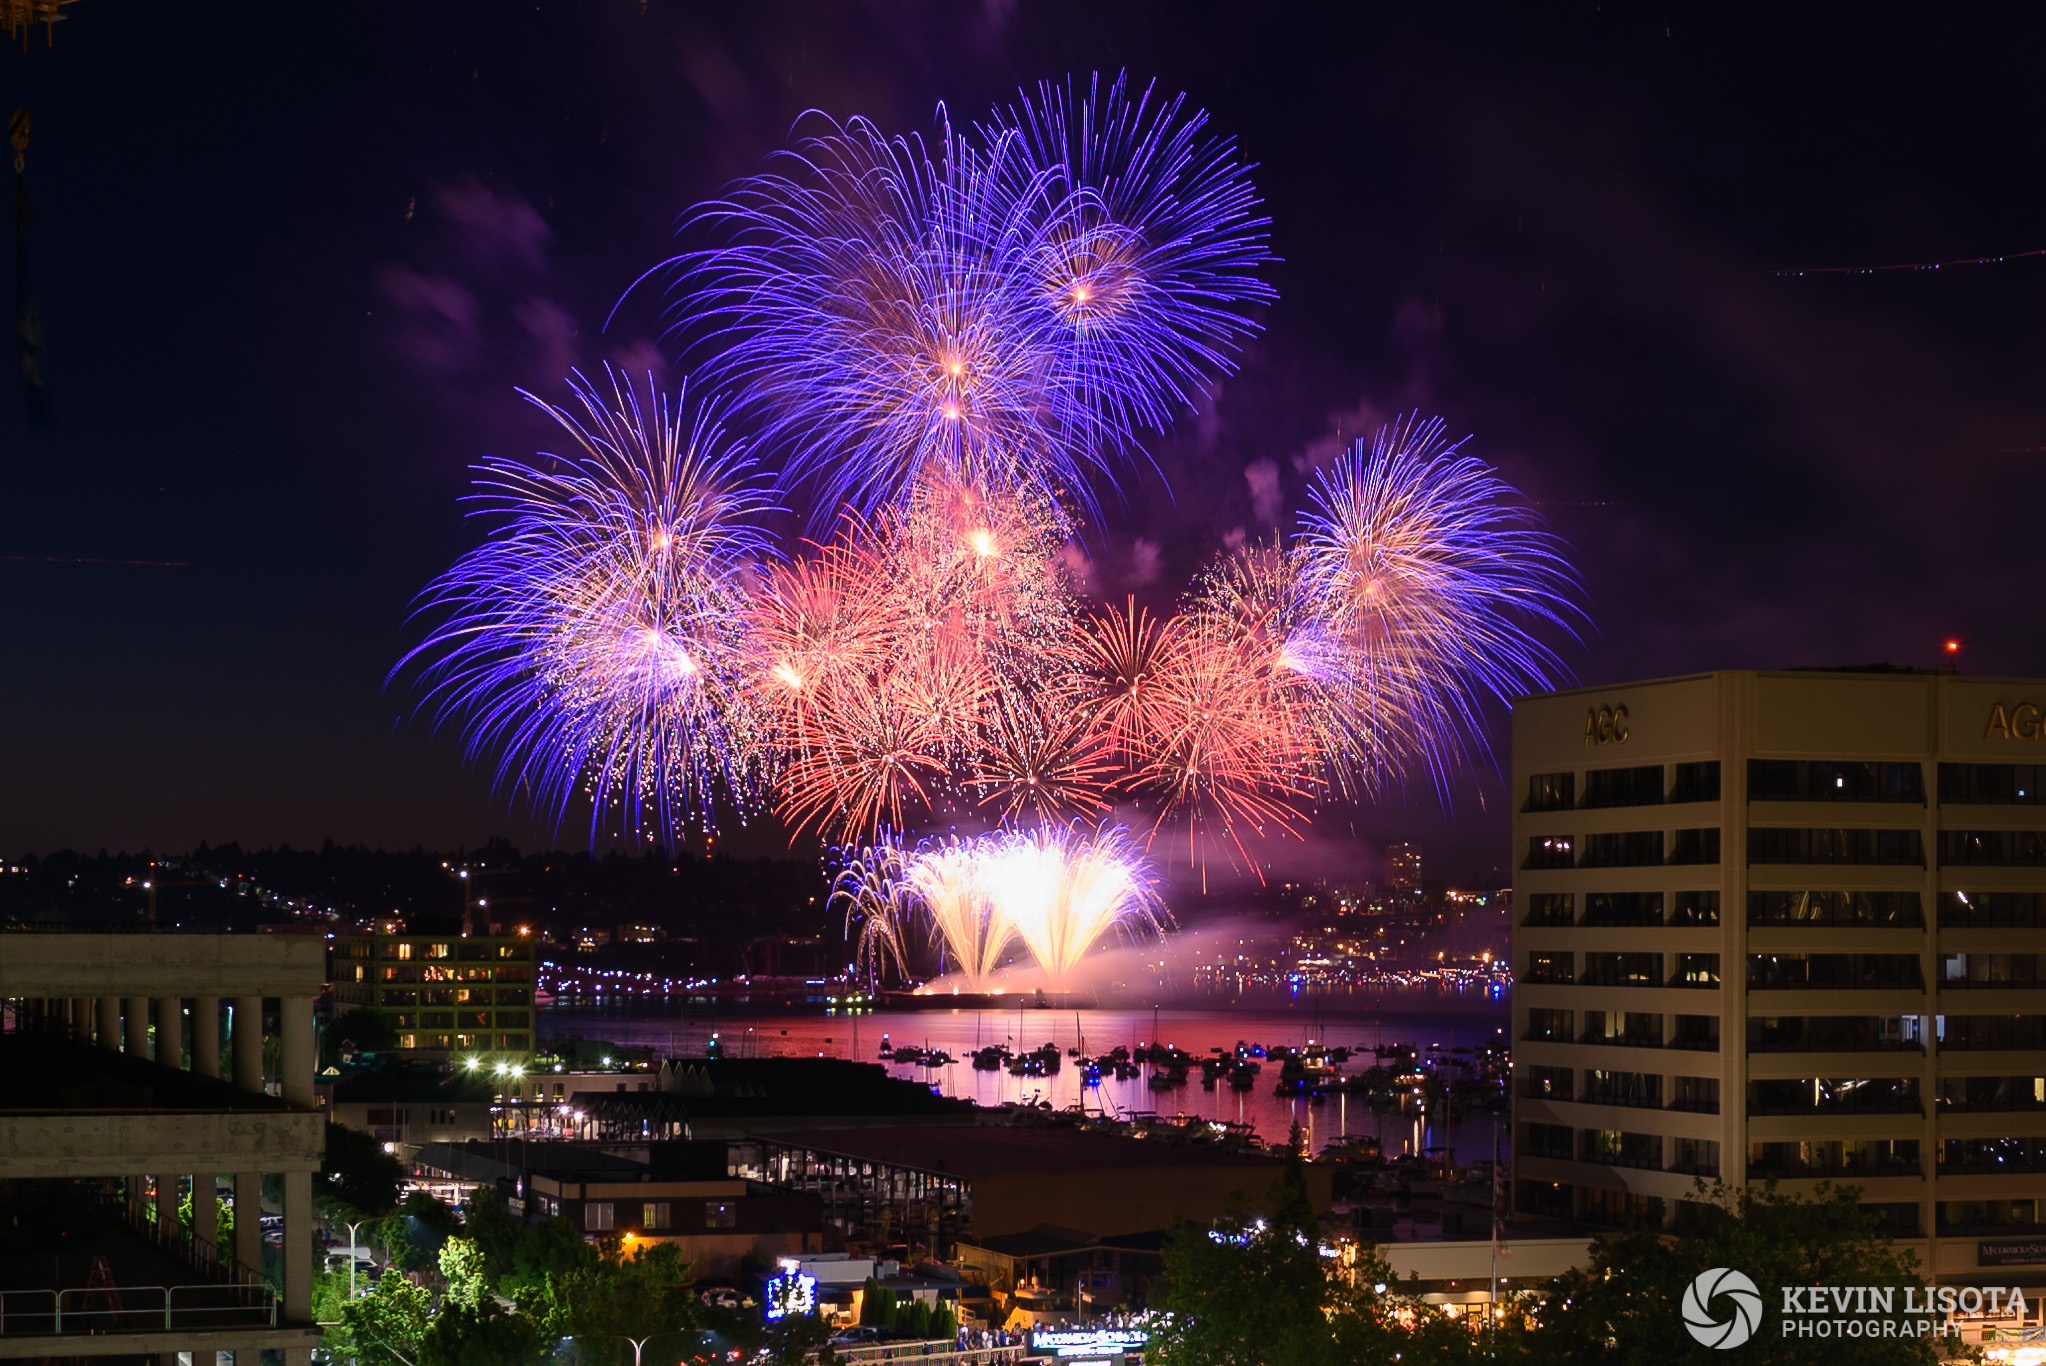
[0, 1284, 277, 1339]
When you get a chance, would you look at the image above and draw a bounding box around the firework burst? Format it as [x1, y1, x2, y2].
[395, 369, 775, 841]
[977, 823, 1167, 989]
[1291, 414, 1581, 793]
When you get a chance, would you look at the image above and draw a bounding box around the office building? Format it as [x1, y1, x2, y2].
[0, 932, 326, 1363]
[1386, 842, 1423, 894]
[1512, 669, 2046, 1287]
[329, 931, 536, 1055]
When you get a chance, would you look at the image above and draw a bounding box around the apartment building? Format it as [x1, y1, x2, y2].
[1513, 669, 2046, 1287]
[329, 931, 536, 1055]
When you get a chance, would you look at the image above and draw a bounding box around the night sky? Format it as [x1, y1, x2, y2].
[5, 3, 2044, 884]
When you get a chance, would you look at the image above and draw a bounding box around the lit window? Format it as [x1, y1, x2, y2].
[706, 1202, 736, 1229]
[644, 1202, 671, 1229]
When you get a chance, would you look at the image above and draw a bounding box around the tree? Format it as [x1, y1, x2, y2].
[516, 1237, 699, 1341]
[1153, 1153, 1473, 1366]
[329, 1006, 398, 1059]
[1521, 1181, 1969, 1366]
[461, 1185, 526, 1290]
[177, 1188, 235, 1250]
[439, 1236, 489, 1309]
[419, 1300, 546, 1366]
[332, 1270, 433, 1366]
[321, 1120, 405, 1218]
[381, 1191, 461, 1275]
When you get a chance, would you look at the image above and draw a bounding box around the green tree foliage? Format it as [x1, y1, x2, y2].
[322, 1119, 406, 1217]
[503, 1214, 598, 1299]
[381, 1191, 461, 1275]
[1521, 1181, 1971, 1366]
[438, 1236, 489, 1310]
[1154, 1154, 1478, 1366]
[515, 1236, 698, 1340]
[176, 1188, 234, 1250]
[332, 1270, 434, 1366]
[330, 1006, 398, 1058]
[460, 1185, 526, 1288]
[419, 1299, 546, 1366]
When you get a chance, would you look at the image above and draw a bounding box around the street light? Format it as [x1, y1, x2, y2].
[343, 1217, 366, 1302]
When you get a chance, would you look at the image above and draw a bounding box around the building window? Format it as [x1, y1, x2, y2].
[1670, 1015, 1719, 1051]
[1749, 1077, 1920, 1116]
[1670, 1076, 1719, 1113]
[397, 1033, 417, 1050]
[1524, 1009, 1573, 1042]
[1675, 954, 1720, 987]
[1748, 890, 1922, 927]
[1581, 1129, 1661, 1170]
[1939, 1199, 2046, 1233]
[386, 942, 415, 961]
[1522, 893, 1574, 926]
[1520, 1065, 1572, 1101]
[1751, 1139, 1918, 1177]
[706, 1202, 736, 1229]
[644, 1202, 671, 1229]
[1521, 1123, 1572, 1158]
[585, 1203, 614, 1231]
[1670, 761, 1721, 803]
[1524, 836, 1574, 870]
[1748, 760, 1924, 804]
[1944, 954, 2046, 989]
[1747, 954, 1923, 990]
[1580, 831, 1664, 868]
[1939, 763, 2046, 806]
[1940, 1139, 2046, 1173]
[1525, 952, 1573, 985]
[1939, 830, 2046, 867]
[425, 942, 452, 959]
[1671, 1137, 1719, 1176]
[1935, 1076, 2046, 1112]
[1939, 1015, 2046, 1051]
[1582, 953, 1660, 988]
[1525, 771, 1575, 813]
[1747, 827, 1924, 866]
[1668, 828, 1720, 865]
[1582, 892, 1661, 927]
[1582, 765, 1664, 809]
[1668, 891, 1719, 926]
[1942, 891, 2046, 928]
[1582, 1011, 1661, 1047]
[1582, 1070, 1660, 1108]
[1748, 1015, 1923, 1052]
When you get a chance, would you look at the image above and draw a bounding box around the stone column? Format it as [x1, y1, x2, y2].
[279, 997, 315, 1108]
[234, 1171, 262, 1276]
[96, 996, 119, 1050]
[71, 997, 91, 1041]
[156, 996, 184, 1068]
[192, 997, 221, 1079]
[124, 996, 150, 1057]
[282, 1168, 313, 1325]
[155, 1172, 178, 1244]
[193, 1171, 219, 1262]
[231, 997, 263, 1095]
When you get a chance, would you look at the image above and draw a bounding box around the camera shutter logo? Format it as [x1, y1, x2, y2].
[1683, 1268, 1763, 1349]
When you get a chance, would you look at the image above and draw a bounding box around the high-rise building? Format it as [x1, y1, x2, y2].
[329, 931, 536, 1056]
[1386, 842, 1423, 893]
[1512, 669, 2046, 1285]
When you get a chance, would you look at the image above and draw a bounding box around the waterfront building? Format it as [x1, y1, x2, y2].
[328, 930, 536, 1055]
[0, 933, 326, 1363]
[1512, 668, 2046, 1288]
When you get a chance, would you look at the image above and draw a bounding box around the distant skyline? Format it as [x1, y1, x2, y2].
[5, 4, 2042, 885]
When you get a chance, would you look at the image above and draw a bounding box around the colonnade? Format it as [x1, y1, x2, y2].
[21, 993, 319, 1330]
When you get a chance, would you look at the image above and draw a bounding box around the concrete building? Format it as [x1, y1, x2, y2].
[329, 931, 536, 1055]
[1512, 669, 2046, 1288]
[0, 932, 326, 1362]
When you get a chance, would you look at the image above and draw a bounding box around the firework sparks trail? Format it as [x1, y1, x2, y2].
[978, 823, 1167, 989]
[1291, 414, 1582, 794]
[394, 367, 774, 842]
[835, 823, 1166, 991]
